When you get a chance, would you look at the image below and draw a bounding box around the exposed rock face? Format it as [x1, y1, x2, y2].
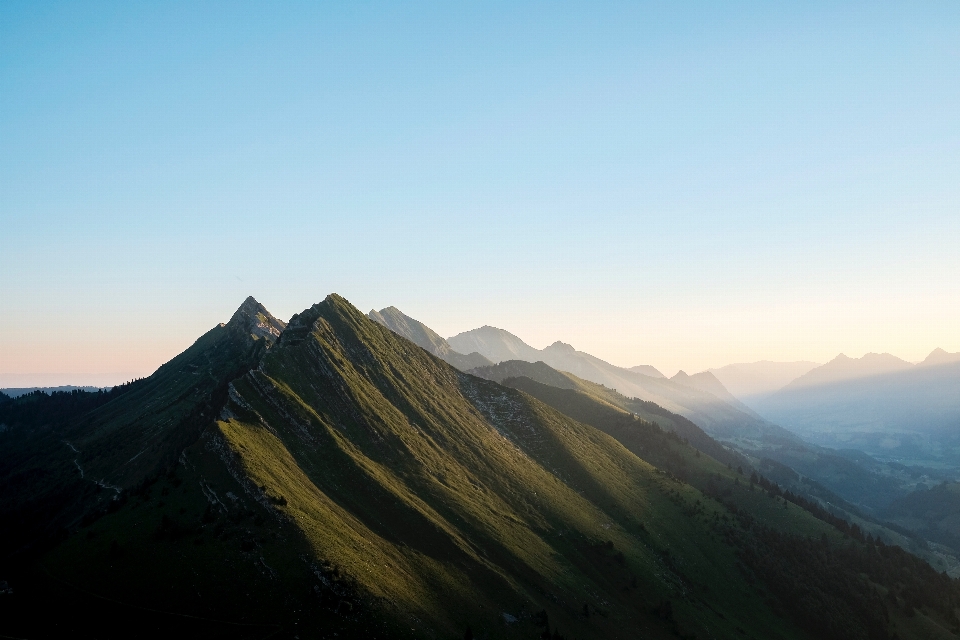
[229, 296, 287, 342]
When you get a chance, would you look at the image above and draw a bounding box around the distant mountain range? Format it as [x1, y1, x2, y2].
[367, 306, 492, 370]
[668, 370, 760, 418]
[707, 361, 821, 405]
[783, 352, 915, 389]
[448, 322, 792, 446]
[755, 350, 960, 463]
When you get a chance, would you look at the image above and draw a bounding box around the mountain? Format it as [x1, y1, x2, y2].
[448, 325, 543, 363]
[367, 306, 492, 371]
[884, 481, 960, 551]
[469, 361, 940, 529]
[669, 370, 759, 417]
[452, 327, 782, 446]
[449, 328, 664, 379]
[921, 348, 960, 367]
[470, 360, 745, 471]
[0, 296, 284, 545]
[480, 360, 960, 547]
[782, 353, 914, 390]
[756, 351, 960, 465]
[708, 361, 820, 405]
[3, 295, 959, 639]
[628, 365, 665, 378]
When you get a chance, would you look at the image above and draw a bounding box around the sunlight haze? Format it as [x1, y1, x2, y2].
[2, 1, 959, 386]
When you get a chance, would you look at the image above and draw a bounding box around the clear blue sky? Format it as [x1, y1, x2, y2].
[2, 1, 959, 385]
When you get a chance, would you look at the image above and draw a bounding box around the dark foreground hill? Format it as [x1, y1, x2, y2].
[2, 296, 960, 639]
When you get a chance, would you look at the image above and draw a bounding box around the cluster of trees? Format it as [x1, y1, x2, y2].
[747, 472, 866, 538]
[0, 381, 144, 432]
[706, 480, 960, 640]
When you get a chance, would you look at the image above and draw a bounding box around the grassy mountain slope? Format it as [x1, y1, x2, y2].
[0, 297, 284, 556]
[458, 332, 796, 447]
[216, 295, 816, 639]
[885, 481, 960, 551]
[477, 363, 960, 572]
[506, 364, 945, 523]
[4, 296, 960, 639]
[472, 374, 960, 637]
[471, 360, 749, 467]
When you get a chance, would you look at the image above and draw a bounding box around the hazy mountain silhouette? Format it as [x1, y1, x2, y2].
[756, 350, 960, 463]
[367, 306, 492, 371]
[452, 326, 789, 445]
[921, 348, 960, 367]
[669, 370, 759, 417]
[781, 352, 914, 389]
[708, 361, 821, 405]
[627, 364, 666, 378]
[447, 325, 543, 363]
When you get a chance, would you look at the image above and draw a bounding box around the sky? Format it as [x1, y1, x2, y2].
[2, 0, 959, 386]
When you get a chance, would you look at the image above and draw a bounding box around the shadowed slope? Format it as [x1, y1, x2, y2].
[0, 297, 282, 553]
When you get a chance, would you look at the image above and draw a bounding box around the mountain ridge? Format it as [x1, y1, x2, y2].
[450, 324, 788, 445]
[782, 352, 914, 390]
[3, 295, 959, 639]
[367, 306, 492, 371]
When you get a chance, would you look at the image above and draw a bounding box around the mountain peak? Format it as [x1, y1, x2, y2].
[448, 325, 540, 364]
[785, 351, 913, 389]
[545, 340, 576, 353]
[227, 296, 286, 342]
[627, 364, 666, 378]
[922, 348, 960, 367]
[367, 306, 493, 371]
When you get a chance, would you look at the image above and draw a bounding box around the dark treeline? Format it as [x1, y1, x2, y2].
[723, 512, 960, 640]
[699, 472, 960, 640]
[884, 481, 960, 551]
[619, 395, 748, 469]
[746, 471, 921, 545]
[0, 380, 144, 431]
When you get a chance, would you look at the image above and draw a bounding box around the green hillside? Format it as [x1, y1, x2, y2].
[2, 295, 960, 639]
[471, 360, 744, 467]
